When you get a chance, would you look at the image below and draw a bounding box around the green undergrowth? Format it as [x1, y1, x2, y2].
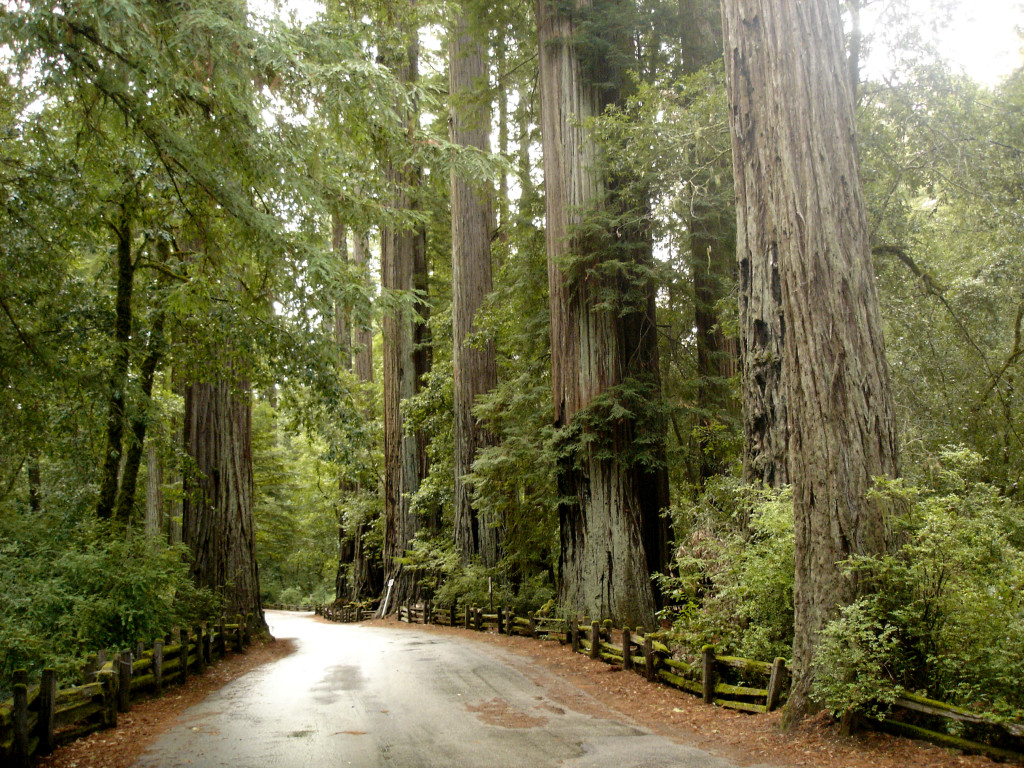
[0, 509, 218, 698]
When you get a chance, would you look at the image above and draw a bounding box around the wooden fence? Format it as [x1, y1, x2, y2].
[0, 613, 259, 768]
[316, 603, 376, 622]
[323, 600, 1024, 762]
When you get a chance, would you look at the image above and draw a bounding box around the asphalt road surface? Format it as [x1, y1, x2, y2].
[135, 610, 780, 768]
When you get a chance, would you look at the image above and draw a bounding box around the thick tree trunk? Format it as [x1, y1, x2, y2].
[96, 219, 134, 520]
[381, 21, 431, 612]
[183, 380, 264, 624]
[349, 232, 378, 601]
[536, 0, 664, 628]
[332, 214, 353, 602]
[450, 5, 501, 567]
[721, 0, 899, 718]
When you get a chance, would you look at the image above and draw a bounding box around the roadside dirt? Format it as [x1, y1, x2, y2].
[37, 615, 1004, 768]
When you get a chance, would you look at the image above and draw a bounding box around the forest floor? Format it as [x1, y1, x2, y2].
[35, 614, 1003, 768]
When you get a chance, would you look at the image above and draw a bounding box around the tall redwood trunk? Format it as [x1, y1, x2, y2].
[680, 1, 740, 485]
[348, 233, 379, 601]
[450, 4, 501, 566]
[381, 17, 431, 611]
[536, 0, 666, 628]
[183, 380, 264, 623]
[332, 213, 353, 602]
[721, 0, 899, 717]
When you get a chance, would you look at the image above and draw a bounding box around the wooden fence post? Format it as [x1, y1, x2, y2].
[217, 619, 227, 658]
[602, 619, 612, 643]
[244, 613, 253, 646]
[622, 628, 632, 671]
[193, 626, 205, 673]
[117, 652, 132, 712]
[766, 657, 787, 712]
[153, 639, 164, 694]
[643, 634, 655, 681]
[701, 645, 716, 704]
[235, 614, 245, 652]
[99, 669, 117, 728]
[474, 607, 483, 632]
[203, 623, 213, 665]
[506, 609, 516, 636]
[13, 671, 29, 768]
[39, 667, 57, 755]
[570, 617, 580, 653]
[135, 640, 145, 662]
[590, 621, 600, 660]
[83, 652, 98, 684]
[181, 633, 190, 684]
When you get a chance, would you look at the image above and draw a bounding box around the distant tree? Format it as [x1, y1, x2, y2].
[449, 0, 501, 567]
[380, 5, 432, 610]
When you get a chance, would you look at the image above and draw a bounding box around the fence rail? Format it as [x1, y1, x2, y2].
[0, 613, 260, 768]
[321, 600, 1024, 762]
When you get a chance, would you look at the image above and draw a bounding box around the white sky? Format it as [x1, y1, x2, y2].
[861, 0, 1024, 85]
[260, 0, 1024, 87]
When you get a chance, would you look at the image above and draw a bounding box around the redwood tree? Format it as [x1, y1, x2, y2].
[183, 379, 264, 622]
[450, 1, 501, 566]
[536, 0, 668, 628]
[380, 12, 431, 610]
[721, 0, 899, 716]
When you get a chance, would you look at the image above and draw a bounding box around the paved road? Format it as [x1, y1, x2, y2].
[136, 611, 780, 768]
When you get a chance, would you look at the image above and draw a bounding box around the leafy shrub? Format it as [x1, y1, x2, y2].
[0, 511, 218, 695]
[661, 479, 794, 660]
[812, 448, 1024, 719]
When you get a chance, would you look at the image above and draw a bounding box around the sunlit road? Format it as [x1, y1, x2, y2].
[135, 610, 779, 768]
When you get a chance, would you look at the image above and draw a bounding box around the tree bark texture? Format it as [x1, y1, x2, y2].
[721, 0, 899, 717]
[450, 6, 501, 567]
[96, 219, 134, 520]
[333, 214, 353, 602]
[183, 380, 264, 622]
[536, 0, 664, 628]
[381, 22, 431, 611]
[348, 232, 378, 601]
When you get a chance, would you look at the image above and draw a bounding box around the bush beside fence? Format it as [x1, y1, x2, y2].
[0, 613, 260, 768]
